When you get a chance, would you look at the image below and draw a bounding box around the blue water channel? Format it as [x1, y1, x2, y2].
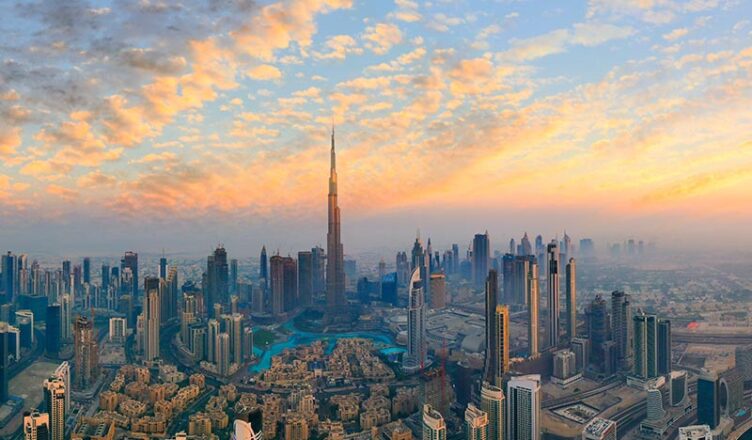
[249, 321, 405, 373]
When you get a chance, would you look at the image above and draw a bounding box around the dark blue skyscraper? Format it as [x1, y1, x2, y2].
[159, 257, 168, 280]
[101, 264, 110, 293]
[259, 246, 268, 291]
[698, 373, 720, 429]
[46, 305, 61, 356]
[1, 252, 16, 304]
[82, 257, 91, 284]
[0, 325, 9, 401]
[472, 233, 490, 288]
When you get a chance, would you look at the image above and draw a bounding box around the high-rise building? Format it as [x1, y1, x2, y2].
[422, 404, 447, 440]
[670, 370, 689, 407]
[73, 316, 98, 389]
[282, 257, 298, 312]
[53, 362, 71, 414]
[472, 233, 490, 289]
[121, 251, 138, 298]
[298, 251, 313, 307]
[0, 323, 9, 401]
[429, 273, 446, 309]
[634, 312, 666, 380]
[311, 246, 325, 300]
[720, 368, 744, 417]
[480, 382, 504, 440]
[582, 417, 617, 440]
[326, 128, 346, 317]
[552, 350, 578, 384]
[109, 317, 127, 344]
[2, 252, 17, 304]
[230, 258, 238, 294]
[206, 246, 229, 315]
[23, 409, 50, 440]
[230, 313, 243, 364]
[464, 403, 488, 440]
[207, 319, 220, 364]
[506, 375, 541, 440]
[735, 344, 752, 383]
[100, 264, 110, 295]
[82, 257, 91, 285]
[143, 277, 160, 361]
[159, 256, 168, 280]
[565, 258, 576, 341]
[678, 425, 712, 440]
[571, 337, 590, 373]
[611, 291, 632, 371]
[259, 246, 268, 291]
[697, 371, 720, 429]
[657, 319, 672, 375]
[546, 241, 560, 348]
[44, 376, 66, 440]
[406, 268, 426, 370]
[520, 233, 532, 256]
[588, 295, 609, 372]
[161, 266, 179, 325]
[483, 270, 498, 385]
[46, 304, 61, 356]
[218, 332, 231, 376]
[528, 260, 539, 357]
[486, 304, 509, 386]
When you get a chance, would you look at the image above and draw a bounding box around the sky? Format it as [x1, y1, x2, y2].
[1, 0, 751, 256]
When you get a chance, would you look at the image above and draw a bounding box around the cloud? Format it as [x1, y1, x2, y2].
[247, 64, 283, 80]
[501, 23, 634, 62]
[663, 27, 690, 41]
[314, 35, 363, 60]
[391, 0, 422, 23]
[76, 170, 117, 188]
[363, 23, 403, 55]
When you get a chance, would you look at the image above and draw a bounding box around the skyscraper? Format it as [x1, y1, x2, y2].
[406, 268, 426, 370]
[464, 403, 488, 440]
[487, 305, 510, 386]
[206, 246, 229, 315]
[633, 312, 658, 379]
[0, 323, 9, 401]
[218, 332, 231, 376]
[589, 295, 610, 372]
[611, 291, 633, 371]
[23, 409, 50, 440]
[528, 260, 539, 358]
[326, 128, 346, 316]
[480, 382, 504, 440]
[422, 404, 447, 440]
[506, 375, 541, 440]
[697, 372, 720, 429]
[230, 258, 238, 294]
[547, 241, 560, 348]
[159, 256, 168, 280]
[298, 251, 313, 307]
[44, 376, 66, 440]
[73, 316, 98, 389]
[657, 319, 672, 375]
[520, 232, 533, 256]
[483, 270, 498, 385]
[53, 362, 71, 414]
[46, 304, 61, 356]
[311, 246, 325, 300]
[270, 255, 284, 317]
[101, 264, 110, 294]
[2, 252, 16, 304]
[82, 257, 91, 285]
[259, 246, 268, 291]
[565, 258, 576, 342]
[121, 251, 138, 298]
[144, 277, 160, 362]
[472, 233, 490, 289]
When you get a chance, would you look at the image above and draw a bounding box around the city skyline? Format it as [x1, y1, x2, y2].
[1, 1, 752, 253]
